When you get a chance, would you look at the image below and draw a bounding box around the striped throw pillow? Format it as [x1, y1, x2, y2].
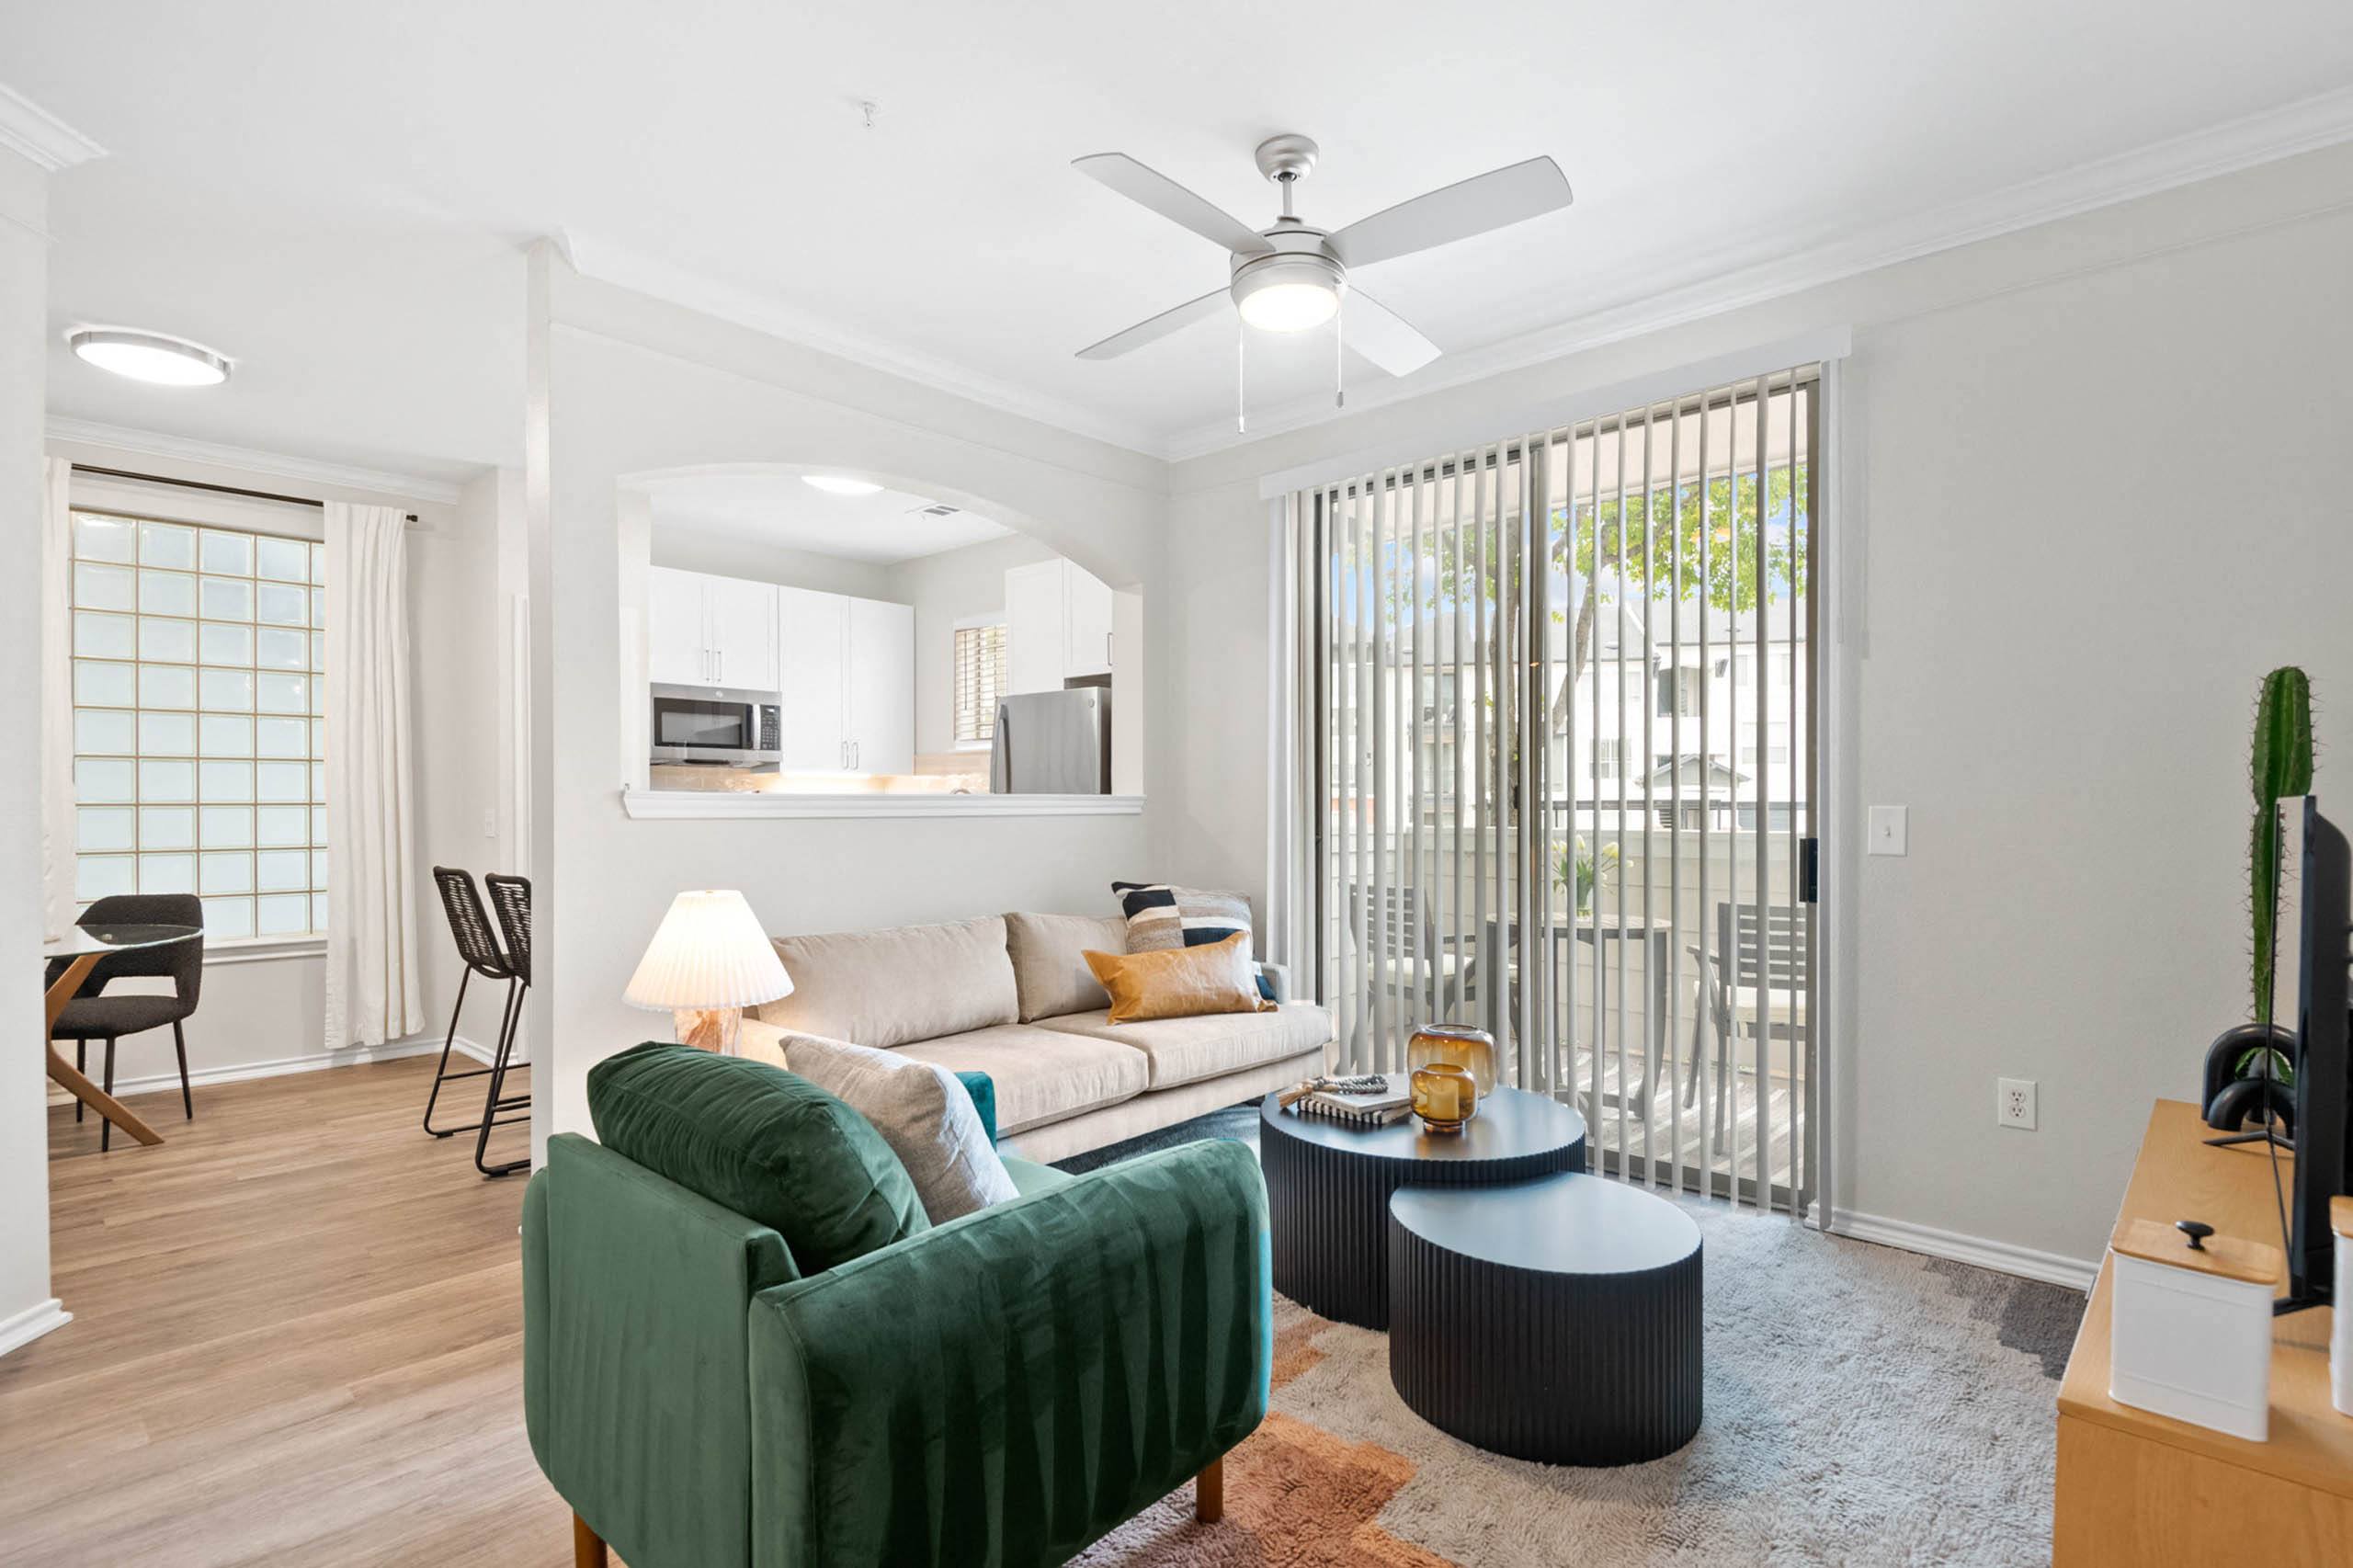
[1111, 882, 1254, 954]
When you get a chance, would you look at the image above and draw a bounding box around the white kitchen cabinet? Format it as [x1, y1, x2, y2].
[647, 566, 780, 690]
[646, 565, 714, 686]
[1063, 565, 1115, 679]
[1004, 560, 1065, 696]
[776, 585, 847, 769]
[1005, 559, 1116, 693]
[846, 597, 914, 774]
[704, 574, 780, 691]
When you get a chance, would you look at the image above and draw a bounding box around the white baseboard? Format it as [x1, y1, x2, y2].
[0, 1298, 73, 1359]
[449, 1034, 529, 1068]
[1830, 1208, 2100, 1293]
[48, 1033, 502, 1103]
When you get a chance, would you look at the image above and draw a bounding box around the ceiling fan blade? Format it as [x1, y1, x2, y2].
[1329, 156, 1573, 268]
[1075, 289, 1229, 360]
[1344, 289, 1441, 378]
[1073, 153, 1275, 256]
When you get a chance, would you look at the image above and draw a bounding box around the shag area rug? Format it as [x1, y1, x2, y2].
[1052, 1106, 2084, 1568]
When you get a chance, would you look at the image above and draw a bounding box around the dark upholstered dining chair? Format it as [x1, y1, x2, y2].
[48, 893, 204, 1150]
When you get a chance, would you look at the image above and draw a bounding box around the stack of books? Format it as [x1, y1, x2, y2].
[1279, 1073, 1414, 1128]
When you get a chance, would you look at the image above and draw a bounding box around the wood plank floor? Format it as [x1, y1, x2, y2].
[1, 1056, 568, 1568]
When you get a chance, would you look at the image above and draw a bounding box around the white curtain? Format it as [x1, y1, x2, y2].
[41, 458, 76, 940]
[324, 502, 423, 1048]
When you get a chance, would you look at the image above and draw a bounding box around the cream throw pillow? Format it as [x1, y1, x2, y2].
[781, 1033, 1019, 1223]
[1082, 932, 1275, 1024]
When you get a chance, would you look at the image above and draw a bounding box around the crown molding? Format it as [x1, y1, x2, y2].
[559, 229, 1167, 460]
[1146, 84, 2353, 460]
[0, 84, 105, 173]
[44, 417, 465, 506]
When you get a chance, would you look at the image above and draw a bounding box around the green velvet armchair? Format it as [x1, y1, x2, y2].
[521, 1099, 1272, 1568]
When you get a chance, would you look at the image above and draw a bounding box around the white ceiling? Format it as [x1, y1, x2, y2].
[642, 472, 1010, 564]
[9, 2, 2353, 480]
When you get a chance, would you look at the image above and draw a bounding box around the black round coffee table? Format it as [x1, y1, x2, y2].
[1388, 1172, 1702, 1465]
[1259, 1085, 1586, 1329]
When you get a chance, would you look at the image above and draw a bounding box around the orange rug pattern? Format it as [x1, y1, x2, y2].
[1071, 1307, 1456, 1567]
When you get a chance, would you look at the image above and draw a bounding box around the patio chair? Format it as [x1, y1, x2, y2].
[1345, 881, 1472, 1047]
[1685, 901, 1808, 1140]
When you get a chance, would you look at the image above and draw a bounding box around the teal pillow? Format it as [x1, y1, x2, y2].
[586, 1041, 928, 1273]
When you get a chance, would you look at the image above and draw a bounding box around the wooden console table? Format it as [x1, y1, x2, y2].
[2054, 1098, 2353, 1564]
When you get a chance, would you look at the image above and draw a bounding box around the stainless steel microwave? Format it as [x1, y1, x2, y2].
[649, 684, 782, 767]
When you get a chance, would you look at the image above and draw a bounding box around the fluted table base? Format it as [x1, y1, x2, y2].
[1389, 1173, 1703, 1466]
[1262, 1086, 1586, 1330]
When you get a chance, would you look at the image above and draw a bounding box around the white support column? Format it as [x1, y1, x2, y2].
[1, 97, 100, 1356]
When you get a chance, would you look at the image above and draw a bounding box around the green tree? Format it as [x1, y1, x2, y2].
[1551, 465, 1806, 734]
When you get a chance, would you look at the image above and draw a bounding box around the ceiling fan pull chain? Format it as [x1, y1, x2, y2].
[1237, 315, 1247, 434]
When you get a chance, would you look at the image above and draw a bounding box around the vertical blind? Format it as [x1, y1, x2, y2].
[1287, 365, 1820, 1214]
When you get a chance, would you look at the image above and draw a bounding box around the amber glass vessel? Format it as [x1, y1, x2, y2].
[1406, 1024, 1498, 1097]
[1410, 1062, 1478, 1133]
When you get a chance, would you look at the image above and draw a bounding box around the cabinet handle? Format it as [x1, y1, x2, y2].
[853, 742, 860, 769]
[1106, 631, 1113, 667]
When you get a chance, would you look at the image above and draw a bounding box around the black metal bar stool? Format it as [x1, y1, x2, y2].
[423, 868, 523, 1146]
[475, 871, 533, 1178]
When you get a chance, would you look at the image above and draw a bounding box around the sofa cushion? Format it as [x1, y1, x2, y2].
[753, 915, 1017, 1050]
[1004, 911, 1128, 1022]
[781, 1034, 1021, 1224]
[892, 1023, 1150, 1136]
[585, 1040, 928, 1274]
[1084, 932, 1272, 1025]
[1111, 881, 1255, 953]
[1035, 1001, 1336, 1090]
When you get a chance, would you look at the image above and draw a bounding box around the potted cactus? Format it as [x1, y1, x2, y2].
[2202, 667, 2313, 1130]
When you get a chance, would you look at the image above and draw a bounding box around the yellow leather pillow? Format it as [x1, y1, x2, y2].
[1083, 932, 1274, 1024]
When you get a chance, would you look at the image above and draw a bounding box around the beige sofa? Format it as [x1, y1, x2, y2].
[736, 913, 1334, 1165]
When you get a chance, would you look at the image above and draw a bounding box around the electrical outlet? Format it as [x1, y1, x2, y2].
[1997, 1077, 2038, 1131]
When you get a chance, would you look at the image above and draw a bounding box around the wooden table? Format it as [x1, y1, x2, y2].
[2054, 1098, 2353, 1564]
[40, 923, 200, 1149]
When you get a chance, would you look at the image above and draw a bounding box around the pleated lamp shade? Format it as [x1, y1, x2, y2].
[623, 890, 794, 1010]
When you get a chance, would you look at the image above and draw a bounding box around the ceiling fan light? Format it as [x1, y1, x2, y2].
[1238, 281, 1339, 333]
[67, 327, 232, 387]
[801, 475, 882, 496]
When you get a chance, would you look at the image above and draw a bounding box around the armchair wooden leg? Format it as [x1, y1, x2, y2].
[1195, 1456, 1224, 1524]
[573, 1512, 607, 1567]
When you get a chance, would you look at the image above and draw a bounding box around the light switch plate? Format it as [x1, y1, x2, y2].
[1868, 805, 1908, 856]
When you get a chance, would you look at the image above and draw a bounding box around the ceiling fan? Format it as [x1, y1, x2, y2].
[1072, 133, 1573, 386]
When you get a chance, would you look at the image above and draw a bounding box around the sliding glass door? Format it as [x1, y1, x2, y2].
[1290, 366, 1820, 1213]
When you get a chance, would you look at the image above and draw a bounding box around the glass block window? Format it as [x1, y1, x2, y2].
[72, 512, 327, 939]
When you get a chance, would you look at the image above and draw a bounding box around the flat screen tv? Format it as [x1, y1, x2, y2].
[2286, 796, 2352, 1311]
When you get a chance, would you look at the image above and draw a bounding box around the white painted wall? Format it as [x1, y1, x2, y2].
[647, 522, 893, 603]
[1161, 142, 2353, 1272]
[39, 439, 508, 1092]
[880, 531, 1057, 757]
[1, 145, 62, 1354]
[527, 250, 1167, 1149]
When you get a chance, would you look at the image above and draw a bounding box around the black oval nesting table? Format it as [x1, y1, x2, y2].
[1259, 1085, 1586, 1329]
[1389, 1172, 1704, 1466]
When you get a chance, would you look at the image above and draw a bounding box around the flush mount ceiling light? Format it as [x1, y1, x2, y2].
[801, 475, 882, 496]
[67, 326, 233, 387]
[1232, 249, 1343, 332]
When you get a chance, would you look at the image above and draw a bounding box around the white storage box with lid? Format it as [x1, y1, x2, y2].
[2335, 1197, 2353, 1417]
[2108, 1215, 2283, 1441]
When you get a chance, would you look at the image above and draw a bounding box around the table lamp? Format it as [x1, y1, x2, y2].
[623, 890, 794, 1054]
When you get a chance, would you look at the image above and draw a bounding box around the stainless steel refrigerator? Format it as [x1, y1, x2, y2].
[990, 687, 1111, 794]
